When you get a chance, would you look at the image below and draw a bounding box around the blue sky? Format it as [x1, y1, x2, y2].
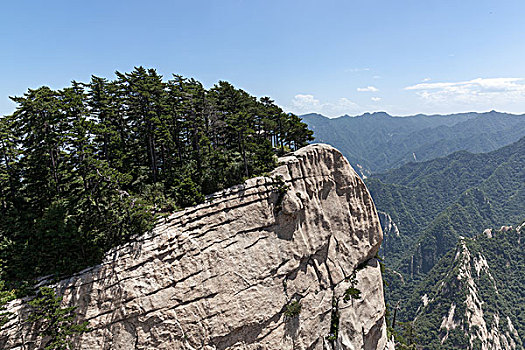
[2, 0, 525, 117]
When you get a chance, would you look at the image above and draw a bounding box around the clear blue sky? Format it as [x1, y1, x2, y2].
[2, 0, 525, 117]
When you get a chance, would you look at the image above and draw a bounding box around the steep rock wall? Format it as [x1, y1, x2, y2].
[1, 144, 390, 349]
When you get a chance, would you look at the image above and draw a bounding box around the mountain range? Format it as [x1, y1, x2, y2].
[301, 111, 525, 177]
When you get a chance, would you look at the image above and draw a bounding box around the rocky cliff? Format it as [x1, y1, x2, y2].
[1, 144, 391, 350]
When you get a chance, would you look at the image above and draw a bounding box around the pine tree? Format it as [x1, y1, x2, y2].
[27, 287, 89, 350]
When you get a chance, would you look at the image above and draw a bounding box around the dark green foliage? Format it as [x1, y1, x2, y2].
[302, 111, 525, 177]
[27, 287, 89, 350]
[0, 282, 16, 327]
[393, 321, 418, 349]
[343, 271, 362, 302]
[343, 287, 361, 302]
[0, 67, 313, 291]
[272, 175, 290, 213]
[284, 300, 302, 318]
[326, 297, 339, 342]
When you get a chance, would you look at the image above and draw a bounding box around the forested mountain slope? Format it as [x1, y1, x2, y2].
[302, 111, 525, 177]
[365, 137, 525, 317]
[404, 224, 525, 349]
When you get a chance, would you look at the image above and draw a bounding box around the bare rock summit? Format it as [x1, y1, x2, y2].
[1, 144, 391, 349]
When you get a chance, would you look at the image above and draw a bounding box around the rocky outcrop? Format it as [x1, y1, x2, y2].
[436, 241, 521, 349]
[378, 211, 401, 258]
[0, 144, 391, 349]
[378, 212, 400, 239]
[409, 229, 525, 349]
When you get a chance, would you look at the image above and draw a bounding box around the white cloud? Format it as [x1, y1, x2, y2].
[291, 94, 320, 110]
[288, 94, 360, 117]
[371, 97, 381, 102]
[336, 97, 359, 110]
[405, 78, 525, 105]
[422, 77, 431, 82]
[345, 67, 370, 73]
[357, 86, 379, 92]
[406, 77, 524, 91]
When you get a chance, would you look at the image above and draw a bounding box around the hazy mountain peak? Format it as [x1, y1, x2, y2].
[299, 112, 327, 119]
[363, 111, 391, 118]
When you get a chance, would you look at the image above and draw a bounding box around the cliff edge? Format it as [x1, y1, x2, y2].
[1, 144, 391, 349]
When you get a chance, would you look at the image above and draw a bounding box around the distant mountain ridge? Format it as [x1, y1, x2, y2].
[301, 111, 525, 176]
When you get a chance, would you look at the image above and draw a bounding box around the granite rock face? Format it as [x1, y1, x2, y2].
[1, 144, 391, 349]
